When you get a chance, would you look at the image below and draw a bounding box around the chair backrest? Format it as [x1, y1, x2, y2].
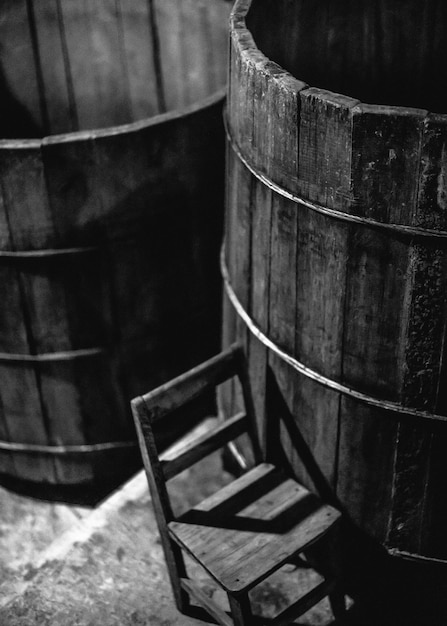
[131, 343, 261, 525]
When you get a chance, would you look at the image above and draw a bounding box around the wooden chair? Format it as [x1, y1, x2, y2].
[131, 344, 345, 625]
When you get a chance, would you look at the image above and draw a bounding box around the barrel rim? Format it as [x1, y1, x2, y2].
[230, 0, 447, 120]
[0, 87, 226, 149]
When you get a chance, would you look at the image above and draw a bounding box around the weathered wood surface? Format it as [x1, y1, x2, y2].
[170, 464, 340, 593]
[0, 0, 230, 137]
[133, 349, 343, 623]
[0, 0, 230, 486]
[223, 0, 447, 560]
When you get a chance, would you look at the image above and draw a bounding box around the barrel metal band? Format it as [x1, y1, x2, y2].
[224, 112, 447, 242]
[0, 347, 106, 363]
[0, 246, 99, 258]
[388, 547, 447, 567]
[0, 439, 138, 455]
[221, 245, 447, 423]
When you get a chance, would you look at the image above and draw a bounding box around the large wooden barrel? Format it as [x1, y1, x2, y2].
[0, 0, 230, 490]
[222, 0, 447, 563]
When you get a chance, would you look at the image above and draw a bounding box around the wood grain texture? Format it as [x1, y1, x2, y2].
[0, 159, 46, 480]
[170, 464, 340, 593]
[0, 144, 60, 482]
[0, 0, 229, 484]
[132, 395, 190, 612]
[223, 0, 447, 560]
[32, 0, 75, 134]
[0, 0, 230, 136]
[338, 105, 426, 541]
[388, 114, 447, 557]
[0, 0, 43, 138]
[118, 0, 160, 119]
[134, 353, 343, 621]
[161, 412, 248, 480]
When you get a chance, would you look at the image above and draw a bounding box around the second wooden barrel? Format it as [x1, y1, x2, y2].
[222, 0, 447, 562]
[0, 0, 231, 489]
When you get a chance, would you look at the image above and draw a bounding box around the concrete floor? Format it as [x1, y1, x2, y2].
[2, 419, 447, 625]
[0, 420, 337, 626]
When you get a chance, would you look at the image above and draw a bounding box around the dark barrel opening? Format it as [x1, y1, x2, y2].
[0, 0, 229, 139]
[247, 0, 447, 112]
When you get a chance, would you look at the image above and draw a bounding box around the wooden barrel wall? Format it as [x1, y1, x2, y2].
[222, 0, 447, 562]
[0, 0, 231, 488]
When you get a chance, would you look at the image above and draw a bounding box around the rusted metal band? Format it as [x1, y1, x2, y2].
[224, 112, 447, 242]
[0, 246, 99, 258]
[0, 347, 106, 363]
[0, 439, 138, 455]
[221, 244, 447, 423]
[388, 548, 447, 567]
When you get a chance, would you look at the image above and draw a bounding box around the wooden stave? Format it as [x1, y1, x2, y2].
[223, 0, 447, 560]
[0, 88, 226, 486]
[0, 0, 230, 138]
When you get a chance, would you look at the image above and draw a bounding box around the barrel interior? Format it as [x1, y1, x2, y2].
[0, 0, 229, 138]
[247, 0, 447, 112]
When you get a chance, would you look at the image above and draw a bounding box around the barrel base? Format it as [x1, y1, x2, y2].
[341, 521, 447, 625]
[0, 463, 141, 506]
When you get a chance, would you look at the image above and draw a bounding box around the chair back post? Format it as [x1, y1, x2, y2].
[131, 396, 175, 523]
[131, 396, 189, 608]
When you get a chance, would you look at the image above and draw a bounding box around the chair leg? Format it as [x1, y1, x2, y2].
[228, 592, 253, 626]
[304, 528, 346, 621]
[163, 538, 191, 613]
[329, 586, 346, 621]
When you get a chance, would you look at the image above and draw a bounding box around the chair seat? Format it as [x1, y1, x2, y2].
[169, 463, 341, 593]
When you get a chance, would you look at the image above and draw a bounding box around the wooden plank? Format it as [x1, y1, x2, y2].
[291, 89, 358, 491]
[153, 0, 185, 110]
[48, 0, 97, 130]
[221, 149, 253, 424]
[59, 0, 132, 130]
[181, 579, 233, 626]
[41, 132, 126, 483]
[0, 156, 27, 478]
[142, 345, 242, 420]
[219, 140, 240, 421]
[337, 105, 427, 542]
[206, 0, 231, 94]
[32, 0, 73, 134]
[0, 0, 43, 136]
[152, 0, 229, 110]
[162, 413, 248, 480]
[170, 472, 340, 593]
[249, 171, 272, 457]
[186, 463, 278, 515]
[91, 96, 225, 445]
[268, 193, 298, 473]
[222, 31, 260, 436]
[388, 113, 447, 557]
[118, 0, 160, 119]
[0, 143, 57, 481]
[132, 394, 190, 612]
[177, 0, 207, 105]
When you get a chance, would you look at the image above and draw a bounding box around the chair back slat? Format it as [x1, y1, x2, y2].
[161, 412, 248, 481]
[131, 343, 250, 525]
[140, 344, 243, 423]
